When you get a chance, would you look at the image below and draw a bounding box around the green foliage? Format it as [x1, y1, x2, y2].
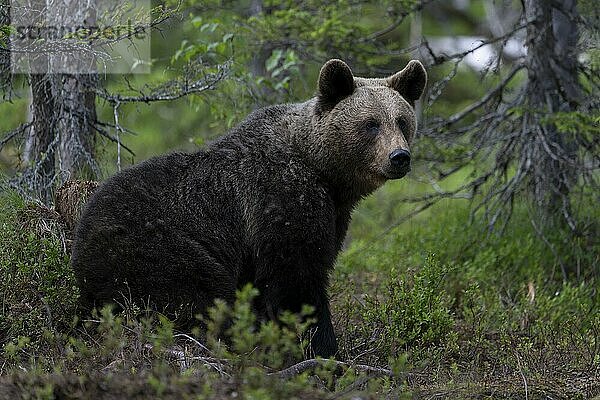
[0, 191, 78, 348]
[159, 0, 423, 138]
[248, 0, 371, 56]
[204, 284, 309, 370]
[262, 48, 301, 91]
[0, 24, 16, 48]
[361, 255, 454, 352]
[543, 110, 600, 142]
[331, 195, 599, 397]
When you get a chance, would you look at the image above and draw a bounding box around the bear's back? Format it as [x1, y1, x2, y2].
[70, 106, 316, 317]
[71, 151, 235, 315]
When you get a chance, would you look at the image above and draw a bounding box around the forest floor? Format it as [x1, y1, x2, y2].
[0, 190, 598, 399]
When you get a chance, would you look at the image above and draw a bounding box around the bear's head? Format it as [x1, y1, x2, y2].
[311, 59, 427, 199]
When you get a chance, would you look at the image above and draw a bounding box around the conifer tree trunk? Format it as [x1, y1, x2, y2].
[21, 0, 98, 203]
[0, 0, 10, 96]
[524, 0, 580, 225]
[23, 74, 57, 202]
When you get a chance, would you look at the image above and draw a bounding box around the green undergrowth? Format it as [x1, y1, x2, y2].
[332, 191, 599, 397]
[0, 191, 79, 349]
[0, 189, 599, 399]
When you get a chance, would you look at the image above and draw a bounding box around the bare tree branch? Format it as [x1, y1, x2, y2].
[361, 0, 436, 42]
[269, 358, 394, 379]
[96, 63, 230, 104]
[0, 122, 31, 151]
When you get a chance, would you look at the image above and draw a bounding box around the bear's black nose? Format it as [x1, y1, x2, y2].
[389, 149, 411, 168]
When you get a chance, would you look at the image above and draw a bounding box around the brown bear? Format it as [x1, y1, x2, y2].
[71, 59, 427, 358]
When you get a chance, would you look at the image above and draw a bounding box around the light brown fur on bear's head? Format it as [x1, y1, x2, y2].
[309, 59, 427, 201]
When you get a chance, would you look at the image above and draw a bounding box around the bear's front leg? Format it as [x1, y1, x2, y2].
[307, 298, 337, 358]
[247, 179, 340, 358]
[255, 269, 338, 358]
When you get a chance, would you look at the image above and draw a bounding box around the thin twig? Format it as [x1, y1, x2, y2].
[91, 124, 136, 157]
[173, 333, 211, 353]
[0, 122, 32, 151]
[362, 0, 436, 42]
[113, 101, 123, 171]
[514, 351, 529, 400]
[445, 64, 524, 127]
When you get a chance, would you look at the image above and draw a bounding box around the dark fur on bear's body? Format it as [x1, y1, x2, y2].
[72, 59, 427, 358]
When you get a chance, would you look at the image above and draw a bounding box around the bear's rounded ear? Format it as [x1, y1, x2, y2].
[317, 59, 355, 112]
[387, 60, 427, 107]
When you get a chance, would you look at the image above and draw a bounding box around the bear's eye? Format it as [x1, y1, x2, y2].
[396, 117, 410, 133]
[364, 119, 380, 135]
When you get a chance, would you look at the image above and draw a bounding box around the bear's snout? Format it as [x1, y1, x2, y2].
[389, 149, 411, 169]
[385, 148, 411, 179]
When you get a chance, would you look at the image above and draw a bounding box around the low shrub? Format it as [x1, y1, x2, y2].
[360, 255, 455, 354]
[0, 191, 78, 351]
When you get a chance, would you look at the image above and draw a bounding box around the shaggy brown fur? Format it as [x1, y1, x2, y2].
[71, 59, 427, 358]
[55, 180, 99, 232]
